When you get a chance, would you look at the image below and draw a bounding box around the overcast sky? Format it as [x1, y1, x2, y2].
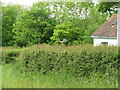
[1, 0, 40, 6]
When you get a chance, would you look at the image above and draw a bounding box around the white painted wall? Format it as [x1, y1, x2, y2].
[117, 9, 120, 46]
[94, 38, 118, 46]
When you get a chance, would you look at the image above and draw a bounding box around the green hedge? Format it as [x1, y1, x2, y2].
[2, 45, 119, 77]
[2, 48, 21, 64]
[19, 45, 119, 77]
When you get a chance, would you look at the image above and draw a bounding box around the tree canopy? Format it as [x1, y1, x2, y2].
[2, 3, 23, 46]
[13, 2, 56, 47]
[1, 1, 118, 47]
[97, 2, 118, 15]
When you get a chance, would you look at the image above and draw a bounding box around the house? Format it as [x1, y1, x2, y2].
[91, 14, 118, 46]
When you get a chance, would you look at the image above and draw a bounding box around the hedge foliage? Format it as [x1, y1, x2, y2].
[18, 44, 119, 77]
[2, 47, 22, 64]
[2, 45, 119, 77]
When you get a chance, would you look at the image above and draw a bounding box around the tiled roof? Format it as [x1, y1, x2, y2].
[91, 14, 117, 38]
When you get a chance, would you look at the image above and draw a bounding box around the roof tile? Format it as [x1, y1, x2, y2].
[91, 14, 117, 38]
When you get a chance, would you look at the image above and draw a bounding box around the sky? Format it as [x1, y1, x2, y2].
[1, 0, 118, 6]
[1, 0, 40, 6]
[1, 0, 99, 6]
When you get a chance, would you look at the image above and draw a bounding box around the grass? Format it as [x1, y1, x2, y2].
[2, 63, 118, 88]
[0, 65, 2, 89]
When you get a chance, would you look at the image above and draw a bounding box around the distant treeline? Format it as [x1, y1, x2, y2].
[2, 1, 118, 47]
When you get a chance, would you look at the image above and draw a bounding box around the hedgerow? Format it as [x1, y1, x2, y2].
[2, 45, 119, 77]
[19, 44, 119, 77]
[2, 48, 22, 64]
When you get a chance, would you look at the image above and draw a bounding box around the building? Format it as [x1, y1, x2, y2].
[91, 14, 118, 46]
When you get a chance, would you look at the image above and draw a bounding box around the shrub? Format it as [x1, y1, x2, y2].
[2, 48, 21, 64]
[20, 45, 118, 77]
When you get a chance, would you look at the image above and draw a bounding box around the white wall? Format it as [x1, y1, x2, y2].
[94, 38, 118, 46]
[117, 9, 120, 46]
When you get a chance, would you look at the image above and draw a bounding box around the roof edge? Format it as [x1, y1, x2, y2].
[91, 36, 117, 39]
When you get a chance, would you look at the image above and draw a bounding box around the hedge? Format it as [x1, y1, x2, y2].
[19, 45, 119, 77]
[2, 48, 22, 64]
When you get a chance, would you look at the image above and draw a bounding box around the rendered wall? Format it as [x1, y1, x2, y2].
[117, 8, 120, 46]
[94, 38, 118, 46]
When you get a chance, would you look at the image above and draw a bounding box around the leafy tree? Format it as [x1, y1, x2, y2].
[2, 3, 22, 46]
[97, 2, 118, 15]
[13, 2, 56, 47]
[50, 21, 83, 45]
[82, 7, 108, 43]
[50, 2, 108, 44]
[9, 1, 109, 46]
[48, 2, 94, 24]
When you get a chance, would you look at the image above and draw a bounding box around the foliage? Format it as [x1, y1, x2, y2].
[2, 48, 22, 64]
[97, 2, 118, 15]
[1, 2, 116, 46]
[50, 21, 82, 45]
[49, 2, 94, 24]
[18, 44, 118, 77]
[50, 7, 107, 44]
[13, 2, 56, 47]
[2, 45, 118, 88]
[82, 7, 108, 43]
[2, 3, 23, 46]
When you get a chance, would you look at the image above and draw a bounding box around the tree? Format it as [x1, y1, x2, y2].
[97, 2, 118, 15]
[2, 3, 22, 46]
[50, 21, 83, 45]
[11, 2, 109, 46]
[48, 2, 94, 24]
[82, 7, 108, 43]
[13, 2, 56, 47]
[50, 2, 108, 45]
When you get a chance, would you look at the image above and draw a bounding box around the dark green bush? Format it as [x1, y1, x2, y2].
[2, 48, 21, 64]
[20, 45, 118, 77]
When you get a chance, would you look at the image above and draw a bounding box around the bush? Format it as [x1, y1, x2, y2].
[19, 45, 119, 77]
[2, 48, 21, 64]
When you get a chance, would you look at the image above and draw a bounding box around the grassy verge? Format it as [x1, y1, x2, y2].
[2, 63, 118, 88]
[0, 65, 2, 89]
